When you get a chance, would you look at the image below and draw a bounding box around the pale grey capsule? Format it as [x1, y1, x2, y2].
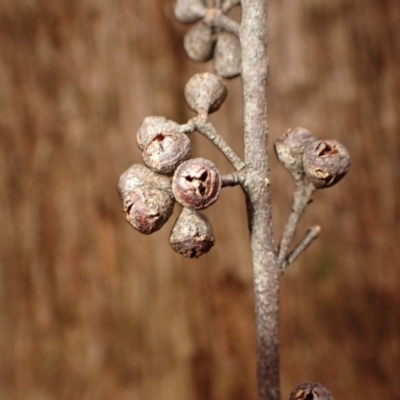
[184, 23, 215, 62]
[172, 158, 221, 210]
[170, 207, 215, 258]
[174, 0, 207, 24]
[184, 72, 227, 114]
[214, 32, 241, 78]
[136, 116, 181, 151]
[303, 140, 350, 189]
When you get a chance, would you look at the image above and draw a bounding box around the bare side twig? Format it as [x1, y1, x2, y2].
[180, 117, 245, 171]
[222, 0, 241, 13]
[281, 225, 320, 272]
[240, 1, 280, 399]
[221, 170, 246, 187]
[277, 183, 316, 266]
[204, 8, 240, 36]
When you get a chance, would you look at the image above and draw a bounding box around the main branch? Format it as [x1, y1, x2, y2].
[240, 1, 280, 400]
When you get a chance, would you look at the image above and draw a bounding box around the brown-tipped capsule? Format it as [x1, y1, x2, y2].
[184, 72, 227, 114]
[274, 127, 316, 182]
[303, 139, 350, 189]
[174, 0, 207, 24]
[214, 32, 241, 78]
[170, 207, 215, 258]
[184, 23, 215, 62]
[117, 164, 171, 199]
[142, 131, 191, 176]
[289, 382, 334, 400]
[136, 116, 181, 151]
[172, 158, 221, 210]
[123, 186, 175, 235]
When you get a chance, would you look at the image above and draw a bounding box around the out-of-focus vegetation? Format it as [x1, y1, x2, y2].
[0, 0, 399, 399]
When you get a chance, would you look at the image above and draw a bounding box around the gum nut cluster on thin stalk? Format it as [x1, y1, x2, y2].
[118, 107, 224, 256]
[118, 164, 175, 234]
[274, 128, 350, 188]
[175, 0, 242, 78]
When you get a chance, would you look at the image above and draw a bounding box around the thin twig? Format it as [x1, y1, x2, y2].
[187, 117, 246, 171]
[281, 225, 320, 272]
[221, 0, 241, 13]
[204, 8, 240, 36]
[221, 170, 246, 187]
[277, 183, 316, 266]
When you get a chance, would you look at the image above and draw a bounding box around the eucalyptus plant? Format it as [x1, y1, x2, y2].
[118, 1, 350, 399]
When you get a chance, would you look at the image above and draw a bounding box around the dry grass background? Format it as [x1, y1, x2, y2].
[0, 0, 399, 399]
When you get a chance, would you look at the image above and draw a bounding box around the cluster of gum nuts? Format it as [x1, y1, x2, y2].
[175, 0, 242, 79]
[274, 127, 351, 188]
[118, 72, 227, 259]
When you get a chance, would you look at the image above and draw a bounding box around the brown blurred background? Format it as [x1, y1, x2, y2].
[1, 0, 399, 399]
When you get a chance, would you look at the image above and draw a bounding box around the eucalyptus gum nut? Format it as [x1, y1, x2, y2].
[170, 207, 215, 258]
[274, 127, 316, 181]
[123, 186, 175, 235]
[184, 23, 215, 62]
[184, 73, 227, 114]
[303, 140, 350, 189]
[214, 32, 241, 78]
[142, 131, 192, 176]
[136, 116, 181, 150]
[172, 158, 221, 210]
[118, 164, 172, 199]
[289, 382, 334, 400]
[174, 0, 207, 24]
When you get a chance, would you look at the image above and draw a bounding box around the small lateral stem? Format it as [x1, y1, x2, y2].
[204, 9, 240, 36]
[213, 14, 240, 36]
[281, 225, 320, 272]
[221, 0, 241, 13]
[189, 117, 246, 171]
[221, 170, 246, 187]
[277, 183, 316, 266]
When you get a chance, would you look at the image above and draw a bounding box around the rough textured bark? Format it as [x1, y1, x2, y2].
[240, 1, 280, 399]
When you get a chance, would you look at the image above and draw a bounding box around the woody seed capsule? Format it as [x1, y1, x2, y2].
[136, 116, 181, 151]
[118, 164, 174, 234]
[214, 32, 241, 78]
[123, 186, 175, 235]
[172, 158, 221, 210]
[184, 72, 227, 114]
[274, 127, 316, 182]
[117, 164, 171, 198]
[170, 207, 215, 258]
[142, 131, 191, 176]
[184, 23, 215, 62]
[303, 140, 350, 189]
[174, 0, 207, 24]
[289, 382, 334, 400]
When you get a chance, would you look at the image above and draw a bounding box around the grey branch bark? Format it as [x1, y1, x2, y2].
[240, 1, 280, 400]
